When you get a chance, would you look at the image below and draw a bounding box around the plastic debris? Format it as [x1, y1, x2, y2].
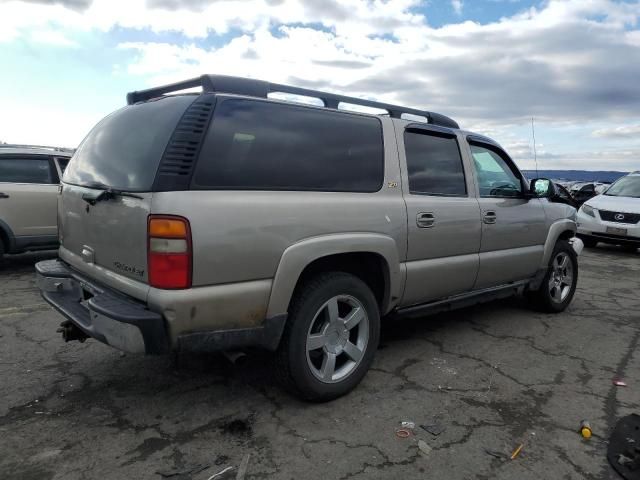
[510, 444, 524, 460]
[580, 420, 592, 439]
[485, 449, 507, 461]
[418, 440, 432, 456]
[613, 379, 628, 387]
[401, 421, 416, 430]
[420, 423, 446, 437]
[206, 466, 235, 480]
[395, 428, 412, 438]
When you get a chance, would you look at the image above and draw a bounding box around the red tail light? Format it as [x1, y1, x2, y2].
[148, 215, 192, 289]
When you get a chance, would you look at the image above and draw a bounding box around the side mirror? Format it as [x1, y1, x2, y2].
[530, 178, 555, 198]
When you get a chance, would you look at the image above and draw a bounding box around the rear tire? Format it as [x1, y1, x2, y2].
[274, 272, 380, 402]
[622, 244, 638, 253]
[528, 240, 578, 313]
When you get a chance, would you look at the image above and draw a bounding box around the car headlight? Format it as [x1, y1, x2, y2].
[581, 204, 596, 218]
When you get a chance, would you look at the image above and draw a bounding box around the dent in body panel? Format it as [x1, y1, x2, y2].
[147, 278, 272, 344]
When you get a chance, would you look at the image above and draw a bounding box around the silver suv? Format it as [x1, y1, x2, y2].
[0, 145, 72, 259]
[36, 75, 583, 401]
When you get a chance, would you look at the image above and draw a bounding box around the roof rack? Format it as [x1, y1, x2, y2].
[0, 143, 75, 153]
[126, 74, 460, 129]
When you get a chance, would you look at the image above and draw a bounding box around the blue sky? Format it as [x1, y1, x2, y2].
[1, 0, 640, 171]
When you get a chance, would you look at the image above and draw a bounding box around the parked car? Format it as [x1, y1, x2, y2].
[570, 182, 598, 206]
[36, 75, 583, 400]
[0, 145, 73, 259]
[577, 171, 640, 251]
[551, 181, 579, 208]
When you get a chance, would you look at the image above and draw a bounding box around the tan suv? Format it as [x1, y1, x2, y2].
[0, 145, 72, 259]
[36, 75, 583, 400]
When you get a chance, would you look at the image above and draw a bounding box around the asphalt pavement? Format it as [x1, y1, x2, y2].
[1, 246, 639, 479]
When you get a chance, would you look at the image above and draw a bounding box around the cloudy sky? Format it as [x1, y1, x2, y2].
[1, 0, 639, 171]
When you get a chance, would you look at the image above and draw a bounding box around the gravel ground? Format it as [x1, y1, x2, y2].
[1, 246, 639, 480]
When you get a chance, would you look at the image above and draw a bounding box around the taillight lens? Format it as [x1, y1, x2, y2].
[148, 215, 192, 289]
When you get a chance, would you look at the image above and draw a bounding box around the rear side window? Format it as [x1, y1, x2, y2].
[404, 130, 467, 196]
[64, 95, 196, 191]
[192, 99, 384, 192]
[0, 157, 53, 184]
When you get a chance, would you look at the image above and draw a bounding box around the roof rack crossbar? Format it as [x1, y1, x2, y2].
[0, 144, 75, 153]
[126, 74, 460, 129]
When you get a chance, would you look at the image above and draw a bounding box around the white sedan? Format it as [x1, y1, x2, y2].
[576, 171, 640, 252]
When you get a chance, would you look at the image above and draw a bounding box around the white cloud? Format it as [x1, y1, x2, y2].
[0, 102, 100, 147]
[592, 124, 640, 139]
[30, 29, 79, 47]
[113, 0, 640, 128]
[0, 0, 425, 39]
[2, 0, 640, 170]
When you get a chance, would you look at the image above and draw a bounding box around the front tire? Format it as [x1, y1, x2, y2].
[275, 272, 380, 402]
[528, 240, 578, 313]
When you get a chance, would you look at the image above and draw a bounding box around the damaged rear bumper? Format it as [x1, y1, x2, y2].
[36, 259, 169, 354]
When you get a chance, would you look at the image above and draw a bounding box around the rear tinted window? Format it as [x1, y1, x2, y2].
[64, 95, 195, 191]
[192, 99, 384, 192]
[0, 157, 53, 184]
[404, 130, 466, 196]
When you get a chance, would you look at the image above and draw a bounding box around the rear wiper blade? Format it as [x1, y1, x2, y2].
[82, 183, 144, 205]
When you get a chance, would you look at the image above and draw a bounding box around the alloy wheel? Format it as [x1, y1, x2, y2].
[548, 252, 574, 303]
[305, 295, 369, 384]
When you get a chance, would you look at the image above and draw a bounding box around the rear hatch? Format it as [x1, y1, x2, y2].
[59, 94, 198, 292]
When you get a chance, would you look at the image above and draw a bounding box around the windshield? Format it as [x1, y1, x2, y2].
[63, 95, 195, 191]
[604, 175, 640, 198]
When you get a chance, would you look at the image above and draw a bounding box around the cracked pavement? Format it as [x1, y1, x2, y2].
[1, 246, 639, 479]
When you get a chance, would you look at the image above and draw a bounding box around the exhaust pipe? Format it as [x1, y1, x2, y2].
[57, 321, 89, 343]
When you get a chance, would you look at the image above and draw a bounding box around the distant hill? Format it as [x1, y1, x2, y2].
[522, 170, 628, 183]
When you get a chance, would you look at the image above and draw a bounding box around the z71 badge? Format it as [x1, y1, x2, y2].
[113, 261, 145, 277]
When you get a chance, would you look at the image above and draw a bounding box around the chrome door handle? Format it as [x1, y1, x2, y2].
[0, 193, 9, 199]
[417, 212, 435, 228]
[483, 211, 497, 224]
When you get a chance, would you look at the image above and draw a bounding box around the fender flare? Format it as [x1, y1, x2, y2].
[541, 219, 577, 267]
[266, 233, 402, 318]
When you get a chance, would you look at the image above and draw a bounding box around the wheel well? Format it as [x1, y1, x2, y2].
[293, 252, 390, 311]
[558, 230, 574, 241]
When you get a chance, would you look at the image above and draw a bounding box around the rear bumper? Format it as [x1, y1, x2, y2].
[36, 258, 288, 354]
[36, 259, 169, 354]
